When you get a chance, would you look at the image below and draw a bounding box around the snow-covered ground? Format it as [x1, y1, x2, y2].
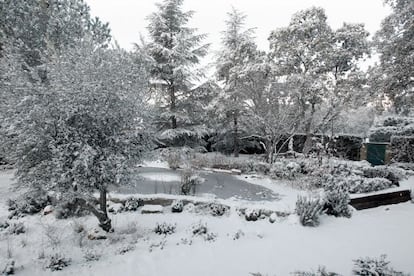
[1, 170, 413, 275]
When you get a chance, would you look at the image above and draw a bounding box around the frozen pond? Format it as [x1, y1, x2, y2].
[112, 167, 280, 201]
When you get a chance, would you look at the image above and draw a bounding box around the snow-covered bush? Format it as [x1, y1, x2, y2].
[2, 259, 15, 275]
[245, 208, 261, 221]
[180, 169, 201, 195]
[191, 221, 217, 241]
[295, 195, 324, 227]
[171, 200, 184, 213]
[292, 266, 340, 276]
[322, 176, 352, 218]
[8, 222, 25, 235]
[209, 202, 228, 216]
[270, 161, 302, 180]
[124, 198, 142, 212]
[46, 254, 71, 271]
[350, 178, 393, 194]
[7, 190, 51, 217]
[167, 150, 182, 170]
[352, 255, 409, 276]
[154, 222, 176, 235]
[191, 221, 208, 236]
[83, 250, 101, 262]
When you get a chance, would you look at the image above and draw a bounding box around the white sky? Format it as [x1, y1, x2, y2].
[85, 0, 391, 72]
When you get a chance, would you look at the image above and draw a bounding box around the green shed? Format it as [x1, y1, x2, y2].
[360, 142, 391, 166]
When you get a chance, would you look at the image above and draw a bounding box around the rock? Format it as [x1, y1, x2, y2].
[171, 200, 184, 213]
[231, 169, 242, 175]
[141, 205, 163, 214]
[269, 213, 277, 223]
[87, 228, 107, 240]
[43, 205, 54, 215]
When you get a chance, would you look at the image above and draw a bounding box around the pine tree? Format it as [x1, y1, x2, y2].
[216, 8, 257, 157]
[145, 0, 209, 145]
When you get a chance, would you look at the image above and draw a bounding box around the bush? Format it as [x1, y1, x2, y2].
[322, 176, 352, 218]
[350, 177, 393, 194]
[180, 169, 201, 195]
[191, 221, 208, 236]
[8, 222, 25, 235]
[46, 254, 71, 271]
[167, 150, 182, 170]
[8, 190, 51, 217]
[295, 195, 324, 227]
[292, 266, 341, 276]
[209, 203, 228, 216]
[353, 255, 409, 276]
[270, 161, 302, 180]
[2, 259, 15, 275]
[171, 200, 184, 213]
[124, 198, 142, 211]
[154, 222, 176, 235]
[245, 208, 261, 222]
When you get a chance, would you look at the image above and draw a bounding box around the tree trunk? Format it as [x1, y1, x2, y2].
[233, 113, 239, 157]
[97, 189, 111, 232]
[169, 85, 177, 129]
[303, 103, 316, 155]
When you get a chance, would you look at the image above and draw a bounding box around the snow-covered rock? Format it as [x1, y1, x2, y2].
[141, 205, 163, 214]
[269, 212, 277, 223]
[43, 205, 54, 215]
[87, 228, 107, 240]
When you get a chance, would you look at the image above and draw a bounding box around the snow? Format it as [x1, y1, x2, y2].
[1, 170, 414, 275]
[140, 172, 181, 182]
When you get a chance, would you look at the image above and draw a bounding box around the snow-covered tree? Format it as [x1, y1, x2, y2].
[216, 8, 257, 157]
[2, 40, 150, 231]
[145, 0, 209, 144]
[269, 7, 370, 153]
[0, 0, 110, 67]
[373, 0, 413, 114]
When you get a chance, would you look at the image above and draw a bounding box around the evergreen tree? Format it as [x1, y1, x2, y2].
[145, 0, 209, 145]
[374, 0, 413, 114]
[216, 8, 257, 157]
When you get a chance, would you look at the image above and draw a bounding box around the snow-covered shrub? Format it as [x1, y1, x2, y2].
[54, 198, 89, 219]
[232, 229, 245, 240]
[7, 190, 51, 217]
[180, 169, 201, 195]
[8, 222, 25, 235]
[292, 266, 340, 276]
[191, 221, 208, 236]
[322, 176, 352, 218]
[171, 200, 184, 213]
[0, 220, 9, 230]
[154, 222, 176, 235]
[46, 254, 71, 271]
[245, 208, 261, 221]
[295, 195, 324, 227]
[118, 244, 135, 255]
[270, 161, 302, 180]
[350, 178, 393, 194]
[167, 150, 182, 170]
[352, 255, 409, 276]
[2, 259, 15, 275]
[362, 167, 400, 185]
[124, 198, 142, 212]
[209, 202, 228, 216]
[83, 250, 101, 262]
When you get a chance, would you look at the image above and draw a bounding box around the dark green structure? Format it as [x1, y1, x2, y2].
[366, 142, 389, 166]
